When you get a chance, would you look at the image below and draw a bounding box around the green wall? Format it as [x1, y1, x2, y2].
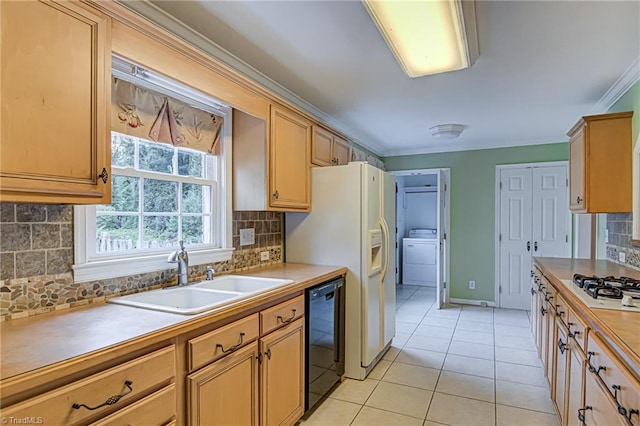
[384, 143, 568, 302]
[607, 81, 640, 145]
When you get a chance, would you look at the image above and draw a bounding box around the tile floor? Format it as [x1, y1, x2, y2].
[299, 285, 559, 426]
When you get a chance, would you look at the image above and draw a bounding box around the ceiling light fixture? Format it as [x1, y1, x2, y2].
[429, 124, 465, 139]
[362, 0, 479, 78]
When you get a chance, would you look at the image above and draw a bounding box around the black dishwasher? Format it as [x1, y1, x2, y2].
[305, 276, 345, 411]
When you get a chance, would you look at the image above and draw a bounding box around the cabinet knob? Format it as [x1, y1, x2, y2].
[98, 168, 109, 184]
[576, 196, 583, 204]
[273, 190, 279, 199]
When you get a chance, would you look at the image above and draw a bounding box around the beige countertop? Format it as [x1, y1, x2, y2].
[0, 263, 346, 382]
[534, 257, 640, 379]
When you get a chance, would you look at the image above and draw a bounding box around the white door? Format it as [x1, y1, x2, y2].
[498, 165, 569, 309]
[498, 168, 534, 310]
[532, 166, 570, 258]
[436, 169, 449, 308]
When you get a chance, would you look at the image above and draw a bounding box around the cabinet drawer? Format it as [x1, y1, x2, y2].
[587, 334, 640, 425]
[583, 368, 628, 426]
[261, 295, 304, 335]
[189, 313, 259, 372]
[567, 308, 588, 351]
[92, 385, 176, 425]
[2, 346, 175, 425]
[554, 293, 569, 326]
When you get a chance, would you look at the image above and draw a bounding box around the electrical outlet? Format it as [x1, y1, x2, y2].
[619, 251, 626, 263]
[239, 228, 255, 246]
[605, 229, 609, 244]
[469, 280, 476, 290]
[260, 251, 270, 261]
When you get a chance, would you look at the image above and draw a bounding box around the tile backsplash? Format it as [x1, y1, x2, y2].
[0, 204, 282, 320]
[605, 212, 640, 270]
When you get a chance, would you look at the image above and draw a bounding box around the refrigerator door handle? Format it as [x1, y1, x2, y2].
[379, 218, 390, 281]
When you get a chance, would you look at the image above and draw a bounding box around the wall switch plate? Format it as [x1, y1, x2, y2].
[619, 251, 626, 263]
[239, 228, 255, 246]
[260, 251, 270, 261]
[469, 280, 476, 289]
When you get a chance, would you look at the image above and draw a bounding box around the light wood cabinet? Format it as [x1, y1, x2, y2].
[1, 345, 176, 424]
[566, 340, 586, 426]
[555, 324, 569, 424]
[92, 385, 176, 426]
[233, 106, 311, 211]
[186, 296, 306, 425]
[567, 111, 633, 213]
[311, 126, 350, 167]
[260, 319, 305, 426]
[270, 106, 311, 211]
[0, 0, 111, 204]
[582, 368, 628, 426]
[188, 342, 260, 426]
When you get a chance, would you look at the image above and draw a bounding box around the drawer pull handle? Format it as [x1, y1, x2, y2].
[577, 406, 592, 423]
[277, 309, 297, 324]
[557, 338, 568, 355]
[217, 332, 245, 354]
[567, 322, 582, 339]
[587, 351, 606, 376]
[611, 385, 637, 420]
[72, 380, 133, 411]
[555, 306, 565, 318]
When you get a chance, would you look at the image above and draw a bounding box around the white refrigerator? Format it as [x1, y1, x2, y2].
[286, 162, 396, 380]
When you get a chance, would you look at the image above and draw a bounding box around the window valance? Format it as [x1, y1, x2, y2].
[111, 78, 223, 155]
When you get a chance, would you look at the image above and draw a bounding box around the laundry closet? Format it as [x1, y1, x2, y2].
[396, 174, 440, 287]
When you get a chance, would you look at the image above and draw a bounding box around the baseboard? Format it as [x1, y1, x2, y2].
[449, 298, 497, 307]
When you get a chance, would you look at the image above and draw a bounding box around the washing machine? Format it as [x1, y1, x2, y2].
[402, 229, 438, 286]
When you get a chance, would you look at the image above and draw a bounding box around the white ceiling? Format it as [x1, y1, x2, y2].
[141, 0, 639, 157]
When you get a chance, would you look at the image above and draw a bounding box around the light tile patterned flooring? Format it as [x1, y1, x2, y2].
[300, 285, 559, 426]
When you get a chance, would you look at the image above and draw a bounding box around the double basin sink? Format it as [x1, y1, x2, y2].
[108, 275, 294, 315]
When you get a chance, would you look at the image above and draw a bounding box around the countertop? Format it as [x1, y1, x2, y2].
[534, 257, 640, 379]
[0, 263, 347, 383]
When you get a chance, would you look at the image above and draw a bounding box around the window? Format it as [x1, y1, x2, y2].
[74, 59, 233, 282]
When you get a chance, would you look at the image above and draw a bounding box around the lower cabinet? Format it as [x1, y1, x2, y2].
[554, 325, 569, 424]
[187, 295, 306, 426]
[582, 370, 628, 426]
[188, 343, 260, 425]
[260, 319, 305, 426]
[566, 340, 586, 426]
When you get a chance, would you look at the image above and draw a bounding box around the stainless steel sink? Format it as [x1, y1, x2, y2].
[192, 275, 293, 294]
[108, 287, 243, 315]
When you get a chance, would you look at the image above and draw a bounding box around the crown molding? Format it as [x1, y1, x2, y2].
[590, 56, 640, 114]
[382, 136, 566, 157]
[115, 0, 384, 156]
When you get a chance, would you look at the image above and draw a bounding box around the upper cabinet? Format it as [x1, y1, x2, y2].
[233, 105, 311, 212]
[567, 111, 633, 213]
[311, 126, 350, 167]
[0, 0, 111, 204]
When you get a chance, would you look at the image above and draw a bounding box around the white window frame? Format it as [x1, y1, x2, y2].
[73, 59, 233, 283]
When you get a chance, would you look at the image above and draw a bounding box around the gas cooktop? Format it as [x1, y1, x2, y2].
[558, 274, 640, 311]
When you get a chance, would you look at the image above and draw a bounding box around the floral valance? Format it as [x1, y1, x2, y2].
[111, 78, 223, 155]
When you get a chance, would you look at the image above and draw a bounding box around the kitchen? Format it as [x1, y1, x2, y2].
[1, 0, 639, 425]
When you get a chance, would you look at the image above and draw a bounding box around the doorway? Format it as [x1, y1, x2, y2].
[392, 168, 450, 309]
[495, 162, 571, 309]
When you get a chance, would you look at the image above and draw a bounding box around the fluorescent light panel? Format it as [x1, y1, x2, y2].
[363, 0, 475, 78]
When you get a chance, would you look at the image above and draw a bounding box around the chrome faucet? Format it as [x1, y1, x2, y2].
[168, 240, 189, 286]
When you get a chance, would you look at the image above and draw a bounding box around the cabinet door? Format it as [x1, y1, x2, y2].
[567, 342, 585, 426]
[569, 128, 586, 212]
[530, 276, 539, 342]
[311, 126, 334, 166]
[0, 0, 111, 204]
[188, 342, 259, 426]
[333, 136, 350, 166]
[582, 370, 627, 426]
[270, 106, 311, 210]
[260, 318, 305, 426]
[554, 325, 569, 424]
